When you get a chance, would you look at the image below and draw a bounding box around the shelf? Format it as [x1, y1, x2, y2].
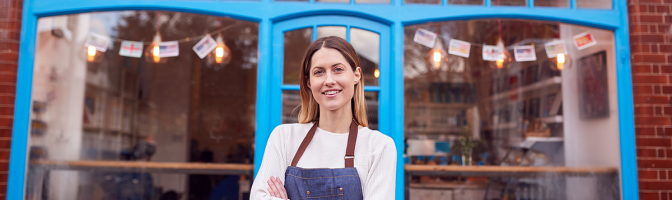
[487, 76, 562, 102]
[29, 160, 253, 175]
[404, 164, 618, 177]
[406, 127, 465, 134]
[408, 102, 475, 109]
[482, 115, 562, 131]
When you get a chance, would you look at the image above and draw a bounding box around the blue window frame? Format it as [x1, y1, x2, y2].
[11, 0, 635, 199]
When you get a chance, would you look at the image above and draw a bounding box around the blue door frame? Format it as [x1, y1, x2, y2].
[10, 0, 636, 200]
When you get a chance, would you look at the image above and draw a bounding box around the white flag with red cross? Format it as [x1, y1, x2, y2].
[119, 41, 144, 58]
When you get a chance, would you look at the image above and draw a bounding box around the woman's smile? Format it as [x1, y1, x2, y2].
[322, 89, 342, 97]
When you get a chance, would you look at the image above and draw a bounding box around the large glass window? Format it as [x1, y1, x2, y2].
[404, 19, 621, 199]
[27, 11, 258, 200]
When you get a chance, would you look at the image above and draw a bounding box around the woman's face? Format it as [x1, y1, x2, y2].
[307, 47, 361, 112]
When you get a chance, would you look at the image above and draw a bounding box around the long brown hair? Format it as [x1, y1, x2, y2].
[297, 36, 368, 127]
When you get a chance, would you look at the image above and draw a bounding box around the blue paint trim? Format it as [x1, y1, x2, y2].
[12, 0, 637, 199]
[254, 18, 273, 177]
[8, 0, 37, 199]
[614, 0, 638, 198]
[392, 21, 405, 200]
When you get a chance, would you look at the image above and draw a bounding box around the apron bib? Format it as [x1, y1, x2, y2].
[284, 121, 364, 200]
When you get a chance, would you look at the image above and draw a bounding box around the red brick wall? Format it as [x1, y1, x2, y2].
[629, 0, 672, 199]
[0, 0, 21, 199]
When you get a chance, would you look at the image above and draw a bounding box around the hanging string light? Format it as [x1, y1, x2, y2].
[427, 23, 447, 70]
[212, 18, 232, 64]
[87, 46, 96, 62]
[494, 20, 512, 69]
[374, 68, 380, 78]
[145, 12, 165, 63]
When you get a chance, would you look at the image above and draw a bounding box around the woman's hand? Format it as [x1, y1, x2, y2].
[267, 176, 288, 200]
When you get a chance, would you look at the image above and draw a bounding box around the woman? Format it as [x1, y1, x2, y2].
[250, 36, 397, 200]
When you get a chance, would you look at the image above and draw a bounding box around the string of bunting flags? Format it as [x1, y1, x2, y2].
[413, 28, 597, 65]
[84, 22, 241, 62]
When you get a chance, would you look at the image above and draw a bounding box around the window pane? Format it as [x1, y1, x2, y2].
[350, 28, 380, 86]
[282, 90, 379, 130]
[534, 0, 568, 7]
[449, 0, 483, 5]
[492, 0, 526, 6]
[283, 28, 313, 85]
[317, 0, 350, 3]
[404, 20, 621, 200]
[577, 0, 611, 9]
[317, 26, 346, 39]
[29, 11, 257, 199]
[356, 0, 390, 4]
[405, 0, 440, 4]
[282, 90, 301, 124]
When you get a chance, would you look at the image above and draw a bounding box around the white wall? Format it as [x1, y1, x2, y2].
[560, 24, 622, 200]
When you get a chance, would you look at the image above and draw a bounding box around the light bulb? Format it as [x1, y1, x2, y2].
[87, 46, 96, 62]
[216, 47, 224, 58]
[433, 51, 441, 62]
[153, 46, 160, 63]
[496, 59, 504, 68]
[374, 68, 380, 78]
[557, 54, 566, 64]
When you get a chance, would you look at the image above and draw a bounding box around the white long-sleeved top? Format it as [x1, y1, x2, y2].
[250, 122, 397, 200]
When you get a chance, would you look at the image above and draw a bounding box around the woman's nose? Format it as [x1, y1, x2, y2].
[324, 72, 336, 86]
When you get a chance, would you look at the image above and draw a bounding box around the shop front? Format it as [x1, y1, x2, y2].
[10, 0, 636, 199]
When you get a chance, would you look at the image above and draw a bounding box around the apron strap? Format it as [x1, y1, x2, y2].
[290, 120, 359, 168]
[344, 121, 358, 168]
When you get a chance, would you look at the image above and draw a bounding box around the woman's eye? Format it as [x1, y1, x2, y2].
[335, 68, 344, 72]
[313, 70, 323, 75]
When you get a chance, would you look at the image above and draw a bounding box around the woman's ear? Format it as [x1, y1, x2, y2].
[354, 67, 362, 84]
[306, 76, 311, 89]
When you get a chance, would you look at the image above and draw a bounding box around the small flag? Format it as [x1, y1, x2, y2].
[448, 39, 471, 58]
[119, 41, 143, 58]
[84, 33, 110, 52]
[514, 45, 537, 62]
[482, 45, 504, 61]
[544, 40, 567, 58]
[192, 34, 217, 59]
[157, 41, 179, 57]
[413, 28, 437, 48]
[573, 32, 596, 50]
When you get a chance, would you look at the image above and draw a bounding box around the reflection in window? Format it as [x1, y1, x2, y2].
[491, 0, 526, 6]
[355, 0, 390, 4]
[283, 28, 313, 85]
[404, 20, 620, 200]
[28, 11, 258, 200]
[317, 0, 350, 3]
[350, 28, 380, 86]
[449, 0, 483, 5]
[577, 0, 612, 9]
[404, 0, 440, 4]
[317, 26, 347, 39]
[282, 90, 379, 130]
[534, 0, 568, 7]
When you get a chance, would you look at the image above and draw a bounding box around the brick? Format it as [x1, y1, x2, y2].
[0, 74, 16, 84]
[640, 191, 660, 200]
[635, 95, 669, 104]
[632, 25, 650, 33]
[0, 30, 20, 41]
[0, 129, 11, 138]
[639, 148, 659, 158]
[635, 116, 671, 125]
[637, 34, 667, 43]
[638, 127, 658, 136]
[634, 75, 668, 84]
[665, 106, 672, 115]
[0, 42, 18, 52]
[640, 170, 660, 179]
[635, 85, 655, 95]
[0, 118, 12, 128]
[0, 85, 16, 94]
[636, 106, 657, 115]
[634, 65, 653, 74]
[633, 54, 668, 63]
[0, 52, 18, 63]
[637, 137, 672, 147]
[640, 14, 666, 23]
[639, 159, 672, 169]
[662, 86, 672, 94]
[0, 64, 16, 73]
[641, 180, 672, 190]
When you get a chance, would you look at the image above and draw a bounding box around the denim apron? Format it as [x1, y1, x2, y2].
[284, 121, 364, 200]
